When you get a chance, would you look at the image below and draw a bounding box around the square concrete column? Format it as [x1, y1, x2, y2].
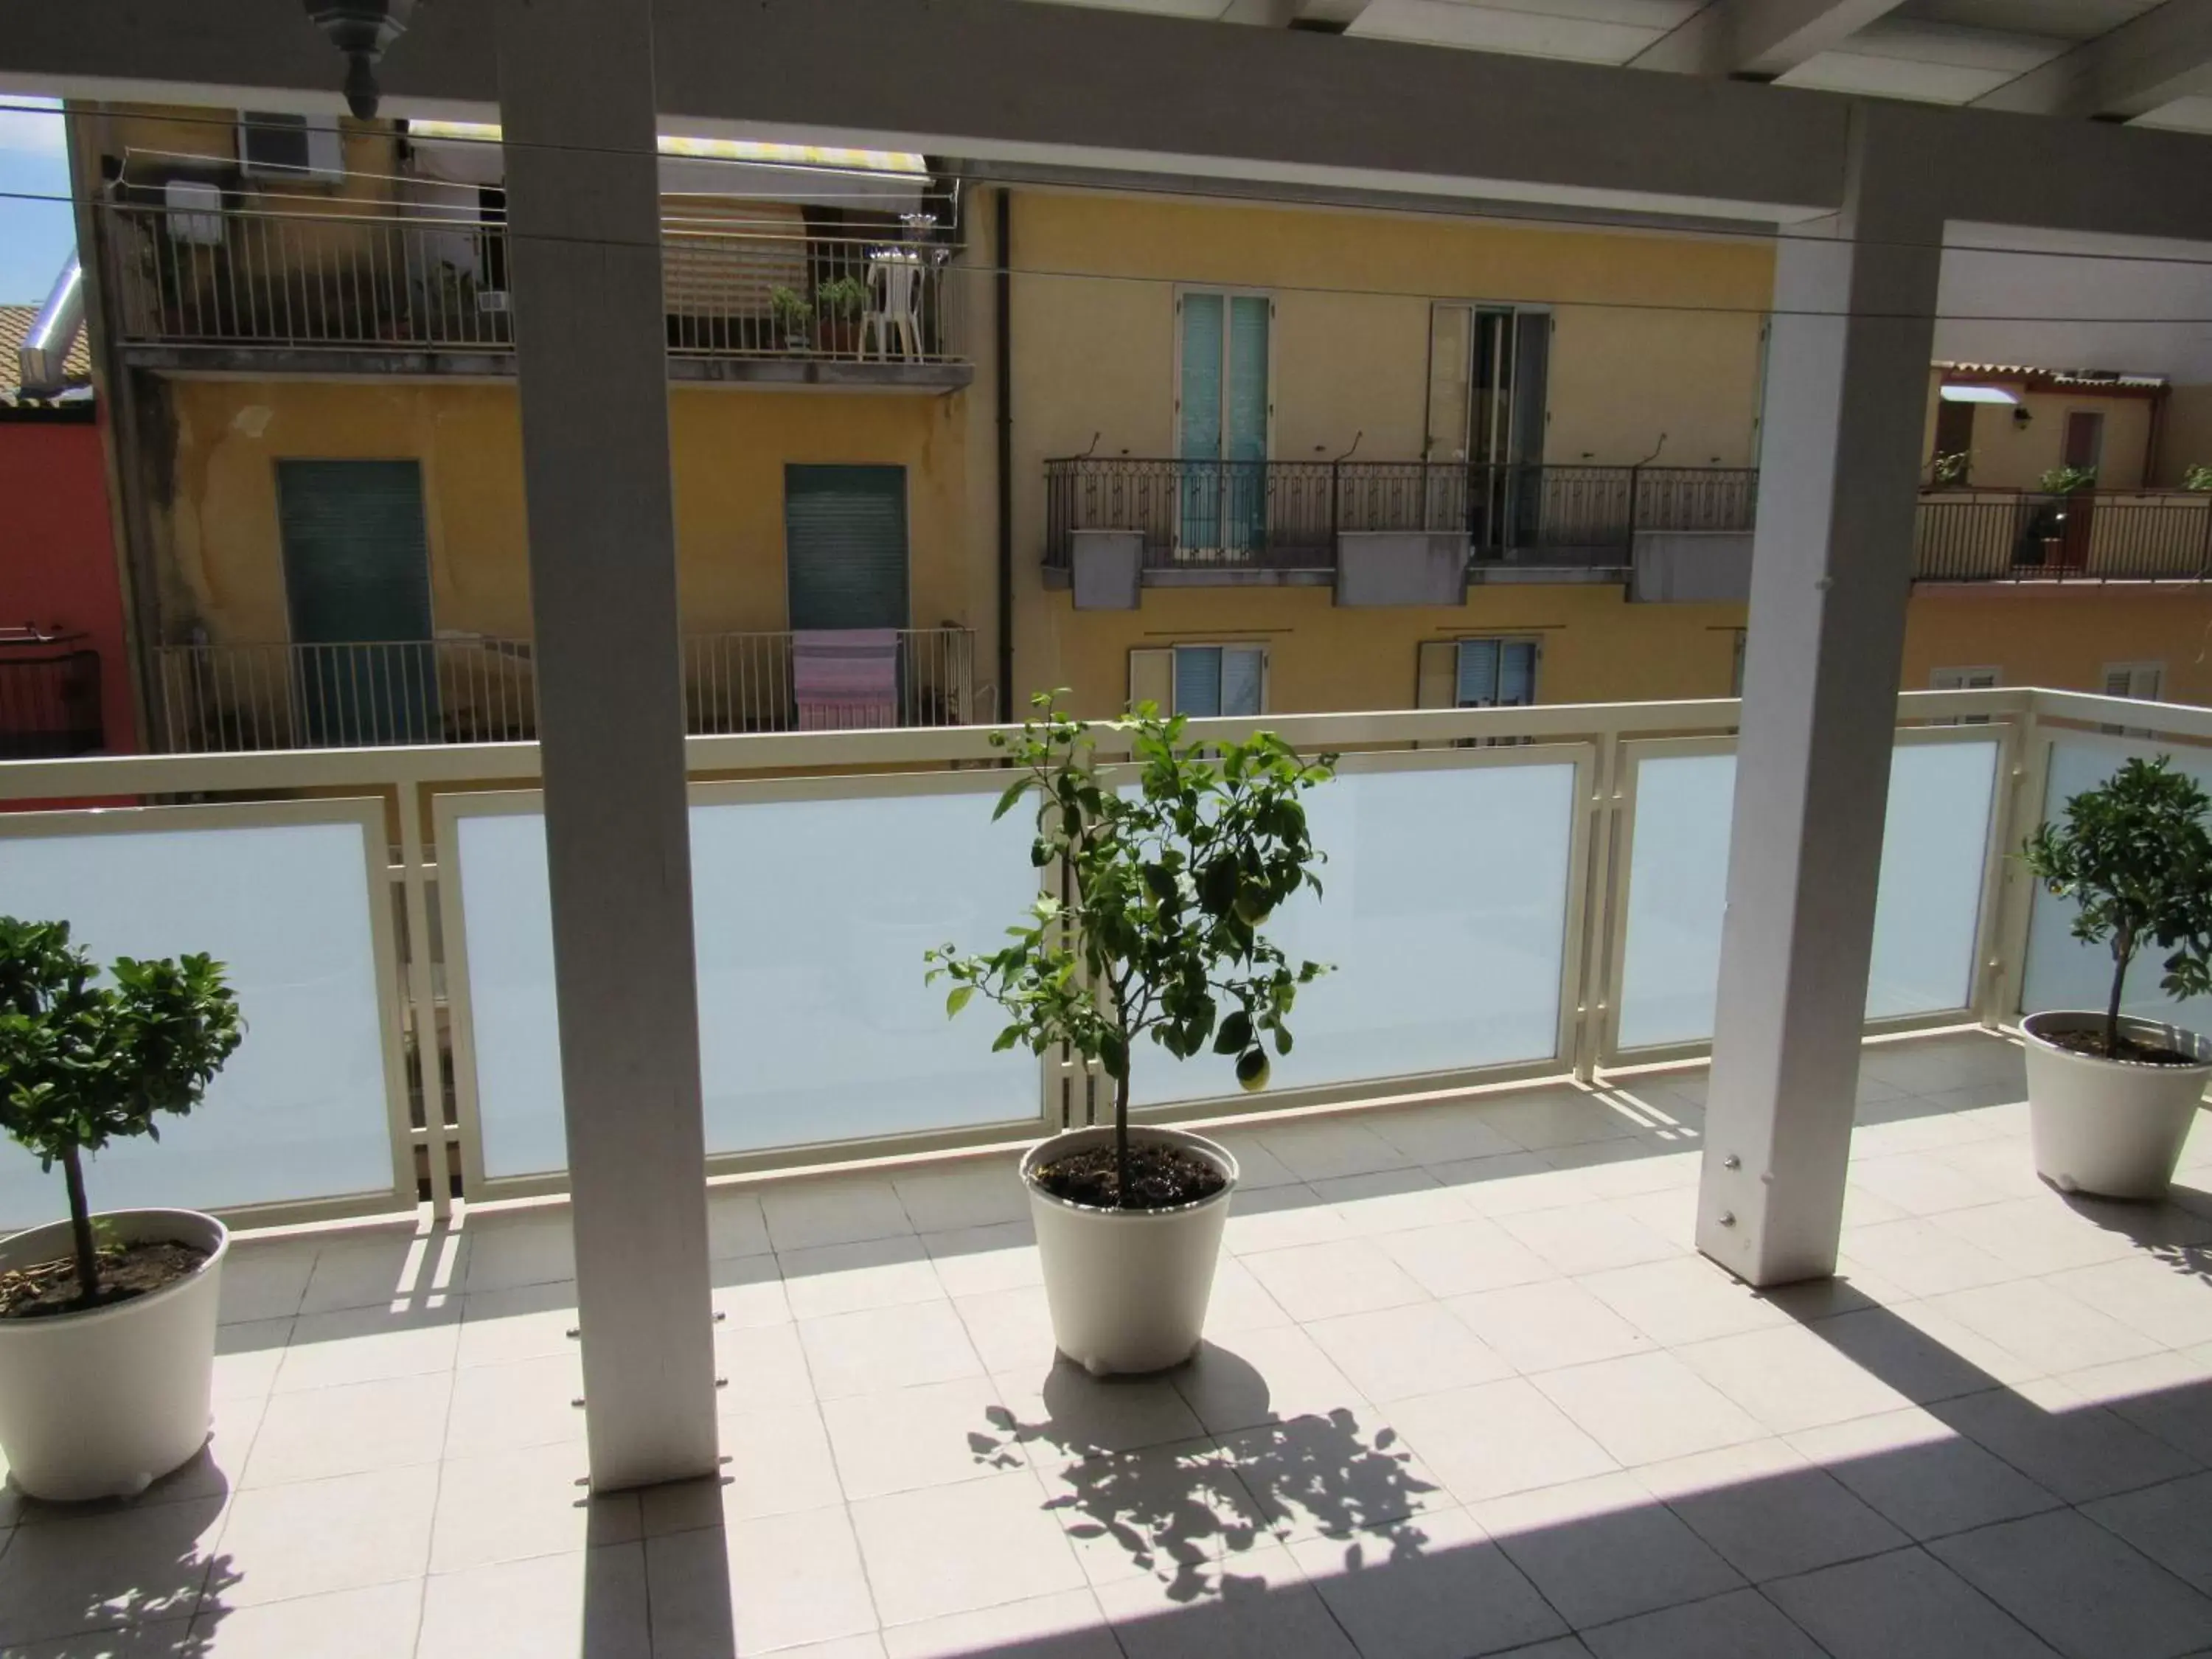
[495, 0, 720, 1488]
[1697, 112, 1944, 1287]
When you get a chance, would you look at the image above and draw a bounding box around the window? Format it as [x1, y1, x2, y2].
[1453, 638, 1538, 708]
[1175, 291, 1273, 554]
[1128, 645, 1267, 717]
[238, 112, 345, 183]
[1731, 630, 1748, 698]
[2101, 661, 2164, 737]
[1931, 665, 1999, 726]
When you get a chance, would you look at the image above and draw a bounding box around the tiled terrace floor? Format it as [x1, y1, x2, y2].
[5, 1029, 2212, 1658]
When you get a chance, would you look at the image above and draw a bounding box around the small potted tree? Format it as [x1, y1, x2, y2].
[0, 918, 243, 1500]
[814, 275, 870, 358]
[928, 695, 1332, 1375]
[767, 285, 814, 354]
[2020, 757, 2212, 1199]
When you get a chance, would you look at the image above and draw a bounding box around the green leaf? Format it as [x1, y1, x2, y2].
[991, 779, 1029, 822]
[945, 985, 975, 1018]
[1213, 1009, 1253, 1055]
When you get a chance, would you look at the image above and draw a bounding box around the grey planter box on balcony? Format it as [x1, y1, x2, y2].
[1071, 530, 1144, 611]
[1632, 531, 1755, 603]
[1335, 532, 1469, 608]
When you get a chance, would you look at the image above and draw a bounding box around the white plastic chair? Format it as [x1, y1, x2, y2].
[861, 251, 922, 361]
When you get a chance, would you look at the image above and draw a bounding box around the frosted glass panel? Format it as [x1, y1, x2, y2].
[1615, 740, 2000, 1051]
[0, 815, 394, 1228]
[459, 783, 1043, 1179]
[2025, 737, 2212, 1032]
[1136, 759, 1578, 1106]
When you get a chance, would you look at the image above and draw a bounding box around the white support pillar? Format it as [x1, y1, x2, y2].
[1697, 111, 1942, 1287]
[495, 0, 719, 1488]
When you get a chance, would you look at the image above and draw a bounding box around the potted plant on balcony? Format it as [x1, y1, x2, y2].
[815, 275, 870, 358]
[928, 693, 1333, 1375]
[0, 918, 243, 1500]
[2019, 757, 2212, 1200]
[768, 285, 814, 354]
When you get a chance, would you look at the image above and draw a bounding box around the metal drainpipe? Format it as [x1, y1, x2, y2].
[995, 187, 1015, 720]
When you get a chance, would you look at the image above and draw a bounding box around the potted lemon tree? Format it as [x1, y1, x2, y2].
[928, 695, 1332, 1375]
[2020, 757, 2212, 1199]
[0, 917, 243, 1500]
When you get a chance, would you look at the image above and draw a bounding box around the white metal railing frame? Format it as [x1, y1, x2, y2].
[4, 685, 2211, 1230]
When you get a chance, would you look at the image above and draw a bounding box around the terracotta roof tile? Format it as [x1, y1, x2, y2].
[0, 303, 94, 400]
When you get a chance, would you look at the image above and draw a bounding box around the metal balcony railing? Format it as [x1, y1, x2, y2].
[100, 202, 964, 365]
[150, 628, 978, 753]
[1042, 459, 1760, 574]
[1913, 490, 2212, 583]
[0, 635, 102, 759]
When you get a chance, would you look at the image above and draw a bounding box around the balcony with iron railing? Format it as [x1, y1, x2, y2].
[148, 627, 979, 752]
[0, 631, 103, 760]
[97, 201, 970, 389]
[1043, 458, 1761, 580]
[1913, 487, 2212, 583]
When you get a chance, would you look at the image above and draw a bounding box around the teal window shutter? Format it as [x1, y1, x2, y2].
[784, 465, 910, 630]
[1178, 294, 1224, 460]
[1498, 640, 1537, 706]
[1455, 639, 1500, 706]
[1173, 646, 1223, 717]
[1225, 297, 1270, 465]
[1221, 646, 1265, 717]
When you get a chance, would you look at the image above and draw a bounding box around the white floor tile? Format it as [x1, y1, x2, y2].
[1533, 1351, 1767, 1466]
[706, 1188, 773, 1259]
[1474, 1472, 1743, 1629]
[1466, 1090, 1645, 1152]
[1169, 1327, 1369, 1436]
[1445, 1281, 1657, 1373]
[456, 1281, 580, 1368]
[852, 1467, 1086, 1624]
[1364, 1101, 1527, 1166]
[241, 1371, 452, 1487]
[273, 1301, 462, 1393]
[1497, 1206, 1680, 1277]
[991, 1366, 1207, 1463]
[1304, 1301, 1513, 1403]
[418, 1543, 650, 1659]
[460, 1214, 575, 1293]
[702, 1401, 847, 1523]
[1218, 1408, 1451, 1540]
[1926, 1195, 2143, 1275]
[648, 1504, 878, 1658]
[193, 1578, 424, 1658]
[1029, 1436, 1267, 1593]
[1581, 1587, 1827, 1659]
[431, 1439, 637, 1573]
[1237, 1238, 1428, 1323]
[217, 1465, 437, 1608]
[1095, 1537, 1360, 1659]
[1765, 1545, 2060, 1659]
[1222, 1186, 1354, 1255]
[1575, 1257, 1795, 1348]
[2085, 1472, 2212, 1596]
[760, 1177, 915, 1253]
[922, 1222, 1043, 1298]
[1787, 1408, 2064, 1540]
[1925, 1279, 2166, 1374]
[296, 1229, 448, 1316]
[1804, 1301, 2047, 1403]
[209, 1319, 293, 1403]
[216, 1241, 317, 1325]
[2045, 1254, 2212, 1350]
[710, 1253, 793, 1330]
[1932, 1382, 2205, 1504]
[955, 1284, 1062, 1376]
[1203, 1253, 1295, 1338]
[0, 1497, 225, 1646]
[441, 1350, 584, 1458]
[1310, 1166, 1476, 1236]
[1930, 1508, 2212, 1659]
[1846, 1152, 2011, 1218]
[891, 1159, 1031, 1234]
[1374, 1217, 1557, 1299]
[1674, 1325, 1917, 1434]
[1837, 1215, 2022, 1296]
[1289, 1506, 1568, 1659]
[1635, 1438, 1910, 1582]
[1254, 1119, 1418, 1183]
[880, 1589, 1118, 1659]
[782, 1237, 947, 1322]
[716, 1318, 822, 1412]
[821, 1375, 1008, 1500]
[1389, 1378, 1619, 1505]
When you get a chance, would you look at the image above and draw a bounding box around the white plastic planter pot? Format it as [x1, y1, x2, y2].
[0, 1208, 227, 1502]
[1023, 1124, 1238, 1377]
[2022, 1011, 2212, 1201]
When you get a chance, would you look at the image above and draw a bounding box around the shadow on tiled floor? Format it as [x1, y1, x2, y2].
[4, 1029, 2212, 1657]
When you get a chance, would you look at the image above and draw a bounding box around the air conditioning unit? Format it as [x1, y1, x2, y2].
[475, 290, 512, 314]
[237, 111, 346, 184]
[163, 179, 226, 246]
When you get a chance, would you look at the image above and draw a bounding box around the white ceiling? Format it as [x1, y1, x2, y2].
[1030, 0, 2212, 129]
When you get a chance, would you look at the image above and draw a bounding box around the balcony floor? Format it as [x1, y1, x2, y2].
[5, 1029, 2212, 1658]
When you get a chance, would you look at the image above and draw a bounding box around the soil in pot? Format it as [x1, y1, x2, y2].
[0, 1241, 209, 1321]
[2043, 1028, 2199, 1065]
[1034, 1142, 1227, 1211]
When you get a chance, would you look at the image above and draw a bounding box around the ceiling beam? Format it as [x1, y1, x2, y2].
[1, 0, 2207, 240]
[1972, 0, 2212, 118]
[1631, 0, 1911, 77]
[1218, 0, 1373, 28]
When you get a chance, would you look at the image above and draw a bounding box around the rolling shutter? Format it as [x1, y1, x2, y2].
[276, 459, 434, 645]
[661, 198, 807, 318]
[785, 465, 909, 630]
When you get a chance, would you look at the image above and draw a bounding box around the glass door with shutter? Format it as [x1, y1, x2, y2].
[1178, 291, 1271, 559]
[1426, 305, 1549, 555]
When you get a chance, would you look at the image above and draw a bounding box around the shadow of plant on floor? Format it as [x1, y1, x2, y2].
[970, 1346, 1440, 1602]
[2059, 1185, 2212, 1283]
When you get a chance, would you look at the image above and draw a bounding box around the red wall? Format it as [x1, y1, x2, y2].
[0, 413, 136, 753]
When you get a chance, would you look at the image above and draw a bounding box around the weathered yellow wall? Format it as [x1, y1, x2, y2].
[1920, 375, 2158, 490]
[1903, 588, 2212, 703]
[1006, 185, 1774, 714]
[1032, 585, 1747, 720]
[2157, 386, 2212, 487]
[150, 378, 974, 641]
